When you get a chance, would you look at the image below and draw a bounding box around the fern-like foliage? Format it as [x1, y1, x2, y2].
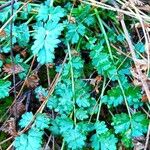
[31, 5, 65, 64]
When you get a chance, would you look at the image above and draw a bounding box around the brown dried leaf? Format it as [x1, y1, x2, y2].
[142, 94, 148, 102]
[3, 64, 24, 74]
[0, 54, 5, 60]
[13, 45, 22, 52]
[90, 76, 102, 94]
[131, 65, 150, 86]
[133, 136, 145, 150]
[0, 29, 6, 37]
[67, 15, 76, 23]
[90, 76, 102, 86]
[20, 49, 27, 58]
[47, 63, 54, 69]
[10, 102, 25, 118]
[1, 118, 17, 136]
[25, 73, 39, 88]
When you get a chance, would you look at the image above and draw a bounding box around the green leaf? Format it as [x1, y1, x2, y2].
[14, 128, 43, 150]
[60, 56, 84, 79]
[36, 4, 49, 22]
[91, 121, 118, 150]
[102, 86, 123, 107]
[35, 113, 50, 130]
[0, 7, 11, 22]
[31, 21, 64, 64]
[66, 23, 86, 44]
[76, 122, 94, 134]
[135, 42, 145, 53]
[15, 23, 30, 47]
[19, 112, 33, 128]
[47, 96, 58, 109]
[0, 80, 11, 99]
[94, 121, 108, 135]
[75, 108, 88, 120]
[91, 131, 118, 150]
[35, 86, 48, 100]
[50, 116, 73, 135]
[63, 128, 86, 150]
[131, 112, 149, 137]
[76, 93, 90, 108]
[53, 81, 73, 115]
[37, 5, 65, 22]
[121, 130, 133, 148]
[102, 84, 143, 108]
[71, 4, 96, 27]
[112, 112, 149, 140]
[112, 113, 130, 134]
[90, 44, 117, 79]
[125, 85, 143, 109]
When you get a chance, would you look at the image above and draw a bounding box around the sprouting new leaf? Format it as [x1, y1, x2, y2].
[14, 128, 43, 150]
[0, 80, 11, 99]
[19, 112, 33, 128]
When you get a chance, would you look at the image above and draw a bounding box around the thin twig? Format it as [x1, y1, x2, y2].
[0, 0, 17, 11]
[0, 0, 32, 33]
[10, 0, 17, 119]
[144, 123, 150, 150]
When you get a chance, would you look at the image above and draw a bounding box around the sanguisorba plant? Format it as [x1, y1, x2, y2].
[0, 0, 149, 149]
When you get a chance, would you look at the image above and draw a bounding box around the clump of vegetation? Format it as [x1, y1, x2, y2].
[0, 0, 150, 149]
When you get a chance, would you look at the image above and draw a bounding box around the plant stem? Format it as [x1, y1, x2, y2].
[94, 8, 114, 61]
[67, 42, 76, 125]
[95, 8, 132, 119]
[96, 76, 106, 121]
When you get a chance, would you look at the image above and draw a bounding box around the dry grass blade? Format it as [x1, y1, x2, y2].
[80, 0, 150, 21]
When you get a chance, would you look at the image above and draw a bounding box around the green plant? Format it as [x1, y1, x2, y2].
[0, 0, 149, 150]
